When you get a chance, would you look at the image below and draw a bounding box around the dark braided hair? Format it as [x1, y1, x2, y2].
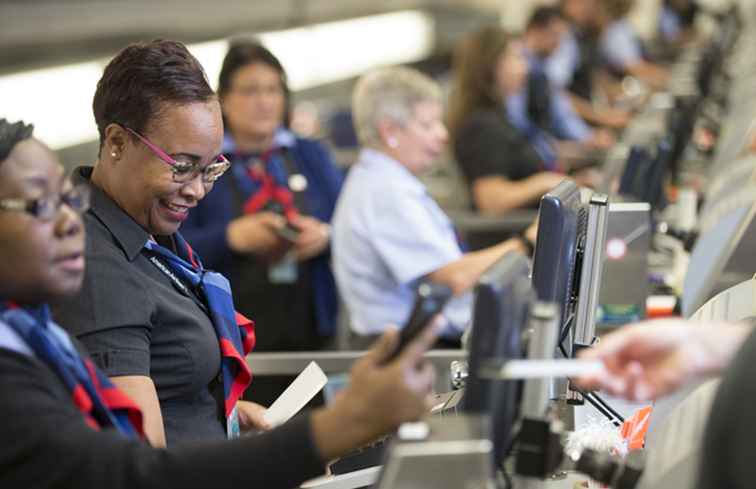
[0, 119, 34, 164]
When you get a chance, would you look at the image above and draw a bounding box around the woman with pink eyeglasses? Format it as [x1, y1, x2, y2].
[51, 40, 272, 448]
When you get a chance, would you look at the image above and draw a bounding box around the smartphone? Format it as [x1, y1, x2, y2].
[276, 221, 302, 242]
[385, 282, 453, 363]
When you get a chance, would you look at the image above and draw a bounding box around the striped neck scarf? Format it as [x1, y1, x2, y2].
[0, 302, 143, 438]
[143, 234, 255, 421]
[233, 147, 300, 221]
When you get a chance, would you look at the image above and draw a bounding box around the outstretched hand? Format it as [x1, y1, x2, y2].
[574, 319, 751, 401]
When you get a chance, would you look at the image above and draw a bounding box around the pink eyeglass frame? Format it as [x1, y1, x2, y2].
[124, 126, 230, 183]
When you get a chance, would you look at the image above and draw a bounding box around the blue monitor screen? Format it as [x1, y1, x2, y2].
[463, 251, 532, 469]
[531, 180, 585, 334]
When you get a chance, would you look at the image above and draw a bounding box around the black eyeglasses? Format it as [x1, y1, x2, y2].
[0, 184, 90, 221]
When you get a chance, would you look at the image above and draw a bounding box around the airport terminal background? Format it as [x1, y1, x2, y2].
[4, 0, 756, 487]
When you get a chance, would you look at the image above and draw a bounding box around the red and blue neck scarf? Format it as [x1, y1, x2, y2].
[0, 302, 143, 438]
[144, 234, 255, 419]
[232, 146, 300, 221]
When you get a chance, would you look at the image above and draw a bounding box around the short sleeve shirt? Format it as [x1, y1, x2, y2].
[601, 20, 643, 72]
[331, 149, 471, 336]
[453, 109, 545, 190]
[51, 167, 225, 446]
[546, 30, 581, 88]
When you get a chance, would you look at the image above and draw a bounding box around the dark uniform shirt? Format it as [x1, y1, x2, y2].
[698, 324, 756, 488]
[0, 344, 323, 489]
[453, 108, 545, 210]
[52, 167, 226, 445]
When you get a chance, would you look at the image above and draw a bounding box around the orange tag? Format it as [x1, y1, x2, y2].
[620, 406, 653, 451]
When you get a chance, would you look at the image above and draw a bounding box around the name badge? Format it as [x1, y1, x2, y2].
[227, 404, 240, 439]
[269, 252, 298, 284]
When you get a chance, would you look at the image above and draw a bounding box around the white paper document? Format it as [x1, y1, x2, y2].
[263, 361, 328, 427]
[482, 359, 605, 380]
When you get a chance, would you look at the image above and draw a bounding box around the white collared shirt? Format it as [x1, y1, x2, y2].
[332, 148, 471, 337]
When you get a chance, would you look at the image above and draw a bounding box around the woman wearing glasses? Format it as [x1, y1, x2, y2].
[0, 118, 437, 488]
[51, 40, 272, 447]
[181, 43, 343, 402]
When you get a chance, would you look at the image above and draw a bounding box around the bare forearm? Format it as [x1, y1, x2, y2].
[427, 239, 526, 295]
[627, 62, 670, 90]
[473, 174, 561, 215]
[311, 403, 378, 461]
[110, 376, 166, 448]
[568, 94, 601, 126]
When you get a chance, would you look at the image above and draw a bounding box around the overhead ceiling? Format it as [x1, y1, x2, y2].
[0, 0, 501, 73]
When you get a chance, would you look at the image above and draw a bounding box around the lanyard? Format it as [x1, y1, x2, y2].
[145, 253, 210, 316]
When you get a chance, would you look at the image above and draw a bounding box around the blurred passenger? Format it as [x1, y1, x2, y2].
[549, 0, 631, 129]
[181, 42, 343, 387]
[0, 117, 437, 489]
[52, 40, 271, 447]
[332, 67, 532, 348]
[518, 7, 613, 149]
[447, 26, 588, 215]
[597, 0, 670, 90]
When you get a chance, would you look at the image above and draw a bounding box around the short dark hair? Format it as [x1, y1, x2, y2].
[217, 40, 291, 126]
[527, 6, 564, 30]
[92, 40, 215, 152]
[0, 119, 34, 164]
[601, 0, 635, 19]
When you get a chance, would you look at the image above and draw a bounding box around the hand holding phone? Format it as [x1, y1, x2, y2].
[276, 221, 302, 242]
[385, 282, 453, 363]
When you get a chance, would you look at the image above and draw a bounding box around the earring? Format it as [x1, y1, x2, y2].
[387, 138, 399, 149]
[111, 151, 117, 158]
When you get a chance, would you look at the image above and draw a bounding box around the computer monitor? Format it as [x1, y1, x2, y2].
[647, 139, 672, 210]
[681, 185, 756, 316]
[531, 181, 609, 401]
[618, 145, 650, 197]
[531, 180, 584, 344]
[462, 250, 533, 468]
[618, 140, 671, 212]
[701, 154, 756, 217]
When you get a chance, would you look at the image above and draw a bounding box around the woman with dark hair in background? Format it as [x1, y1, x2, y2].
[0, 118, 436, 489]
[447, 26, 566, 216]
[181, 41, 343, 405]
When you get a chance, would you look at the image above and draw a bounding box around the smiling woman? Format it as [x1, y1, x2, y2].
[49, 40, 265, 448]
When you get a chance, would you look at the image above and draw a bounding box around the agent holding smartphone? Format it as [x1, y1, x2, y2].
[181, 41, 344, 396]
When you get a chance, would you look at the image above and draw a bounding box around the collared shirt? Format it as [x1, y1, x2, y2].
[51, 167, 226, 445]
[331, 149, 471, 337]
[659, 6, 682, 42]
[222, 127, 297, 155]
[511, 48, 591, 144]
[546, 29, 581, 88]
[601, 20, 643, 72]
